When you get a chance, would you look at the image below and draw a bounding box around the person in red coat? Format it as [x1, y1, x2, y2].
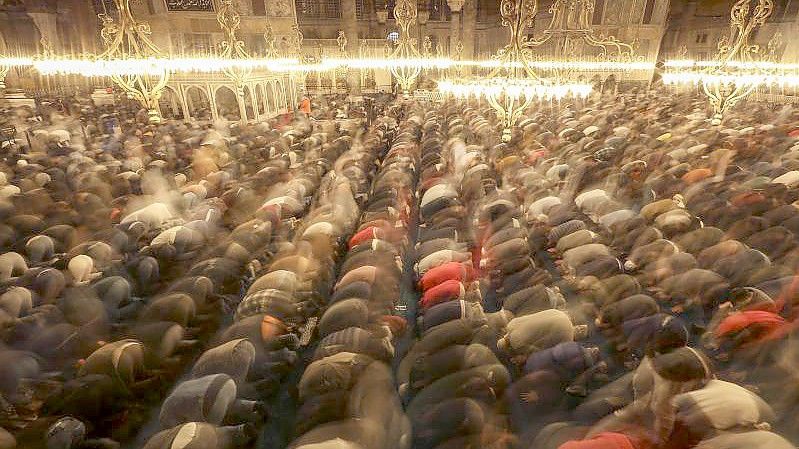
[418, 261, 476, 291]
[299, 97, 311, 115]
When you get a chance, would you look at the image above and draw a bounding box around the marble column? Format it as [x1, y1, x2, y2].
[186, 89, 195, 114]
[250, 84, 260, 119]
[446, 0, 465, 54]
[209, 86, 220, 122]
[179, 89, 192, 121]
[236, 87, 248, 122]
[261, 84, 272, 117]
[341, 0, 362, 95]
[462, 0, 476, 60]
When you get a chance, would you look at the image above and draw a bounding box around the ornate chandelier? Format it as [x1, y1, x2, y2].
[263, 23, 280, 59]
[439, 0, 592, 142]
[389, 0, 423, 96]
[662, 0, 781, 125]
[217, 0, 252, 97]
[96, 0, 169, 124]
[525, 0, 638, 79]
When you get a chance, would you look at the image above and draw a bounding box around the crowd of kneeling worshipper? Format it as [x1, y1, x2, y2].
[1, 88, 799, 449]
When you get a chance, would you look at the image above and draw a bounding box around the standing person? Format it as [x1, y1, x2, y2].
[299, 97, 311, 115]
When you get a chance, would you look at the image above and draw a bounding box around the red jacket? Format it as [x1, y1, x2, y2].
[349, 221, 405, 249]
[299, 98, 311, 114]
[558, 432, 647, 449]
[420, 280, 465, 310]
[349, 226, 383, 249]
[418, 261, 475, 291]
[715, 310, 797, 346]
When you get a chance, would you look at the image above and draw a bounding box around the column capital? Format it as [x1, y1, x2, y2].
[446, 0, 465, 13]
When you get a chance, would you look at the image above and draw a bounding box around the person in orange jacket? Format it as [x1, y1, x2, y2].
[299, 97, 311, 114]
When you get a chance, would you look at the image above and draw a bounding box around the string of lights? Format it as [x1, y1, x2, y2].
[2, 56, 655, 77]
[437, 0, 596, 142]
[661, 0, 780, 124]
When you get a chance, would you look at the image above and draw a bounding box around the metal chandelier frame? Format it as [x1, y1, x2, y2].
[704, 0, 777, 124]
[389, 0, 423, 96]
[524, 0, 637, 79]
[662, 0, 785, 125]
[216, 0, 253, 97]
[97, 0, 170, 123]
[438, 0, 594, 142]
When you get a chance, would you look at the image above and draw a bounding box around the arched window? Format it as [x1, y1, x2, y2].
[296, 0, 341, 19]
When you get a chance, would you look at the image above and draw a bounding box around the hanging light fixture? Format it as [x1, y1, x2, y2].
[290, 23, 304, 59]
[263, 23, 280, 58]
[217, 0, 252, 97]
[389, 0, 423, 96]
[451, 39, 464, 77]
[334, 31, 349, 91]
[337, 31, 349, 57]
[422, 36, 433, 57]
[662, 0, 780, 125]
[524, 0, 639, 78]
[96, 0, 169, 124]
[439, 0, 592, 142]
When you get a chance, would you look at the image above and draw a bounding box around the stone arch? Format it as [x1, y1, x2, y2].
[255, 83, 266, 116]
[215, 85, 241, 121]
[184, 85, 211, 120]
[158, 86, 184, 120]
